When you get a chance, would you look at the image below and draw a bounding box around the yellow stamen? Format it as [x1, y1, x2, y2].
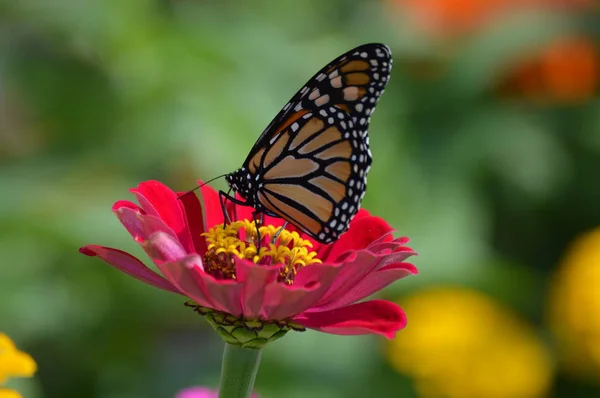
[202, 220, 321, 284]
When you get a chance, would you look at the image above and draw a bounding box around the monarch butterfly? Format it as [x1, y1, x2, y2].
[221, 43, 392, 243]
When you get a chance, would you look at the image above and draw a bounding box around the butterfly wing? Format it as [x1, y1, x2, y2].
[250, 108, 371, 243]
[243, 43, 392, 165]
[231, 43, 392, 243]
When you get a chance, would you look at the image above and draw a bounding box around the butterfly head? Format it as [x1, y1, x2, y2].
[226, 167, 255, 203]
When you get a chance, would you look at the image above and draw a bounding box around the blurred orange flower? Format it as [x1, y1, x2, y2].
[391, 0, 594, 37]
[499, 36, 599, 103]
[392, 0, 506, 36]
[548, 228, 600, 381]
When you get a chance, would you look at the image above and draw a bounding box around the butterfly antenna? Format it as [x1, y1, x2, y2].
[177, 173, 228, 200]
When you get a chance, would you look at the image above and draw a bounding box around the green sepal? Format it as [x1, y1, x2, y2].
[185, 301, 305, 348]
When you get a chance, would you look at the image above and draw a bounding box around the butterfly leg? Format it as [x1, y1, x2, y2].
[219, 190, 247, 226]
[219, 190, 265, 247]
[272, 221, 288, 243]
[218, 191, 232, 227]
[251, 211, 264, 249]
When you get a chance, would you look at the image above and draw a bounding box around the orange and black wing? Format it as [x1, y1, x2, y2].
[243, 43, 392, 165]
[250, 108, 371, 243]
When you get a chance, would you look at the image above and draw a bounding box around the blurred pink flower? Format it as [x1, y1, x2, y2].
[80, 181, 417, 342]
[176, 387, 258, 398]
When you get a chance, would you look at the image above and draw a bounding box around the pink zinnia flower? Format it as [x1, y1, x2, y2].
[176, 387, 258, 398]
[80, 180, 417, 344]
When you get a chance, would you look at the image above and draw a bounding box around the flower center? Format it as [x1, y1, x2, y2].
[202, 220, 321, 284]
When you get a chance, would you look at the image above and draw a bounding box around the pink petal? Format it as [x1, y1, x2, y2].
[295, 300, 407, 339]
[315, 209, 370, 258]
[367, 230, 398, 248]
[352, 208, 371, 221]
[177, 190, 208, 255]
[236, 260, 280, 319]
[315, 250, 416, 310]
[315, 262, 417, 311]
[262, 214, 283, 227]
[367, 241, 415, 256]
[114, 207, 178, 243]
[130, 181, 195, 253]
[200, 272, 244, 316]
[229, 192, 250, 222]
[393, 236, 411, 245]
[232, 203, 259, 225]
[173, 253, 246, 315]
[176, 387, 218, 398]
[262, 282, 323, 320]
[365, 242, 401, 255]
[140, 231, 189, 263]
[259, 262, 342, 319]
[176, 387, 259, 398]
[199, 182, 226, 229]
[157, 255, 217, 308]
[160, 254, 244, 316]
[314, 251, 383, 307]
[293, 262, 343, 288]
[323, 216, 394, 262]
[79, 245, 181, 294]
[112, 200, 144, 213]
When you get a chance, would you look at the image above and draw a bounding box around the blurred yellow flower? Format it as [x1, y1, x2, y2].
[0, 333, 37, 398]
[387, 288, 553, 398]
[548, 228, 600, 380]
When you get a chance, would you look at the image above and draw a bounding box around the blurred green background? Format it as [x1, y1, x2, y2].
[2, 0, 600, 397]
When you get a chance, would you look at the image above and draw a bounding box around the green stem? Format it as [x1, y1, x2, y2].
[218, 344, 262, 398]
